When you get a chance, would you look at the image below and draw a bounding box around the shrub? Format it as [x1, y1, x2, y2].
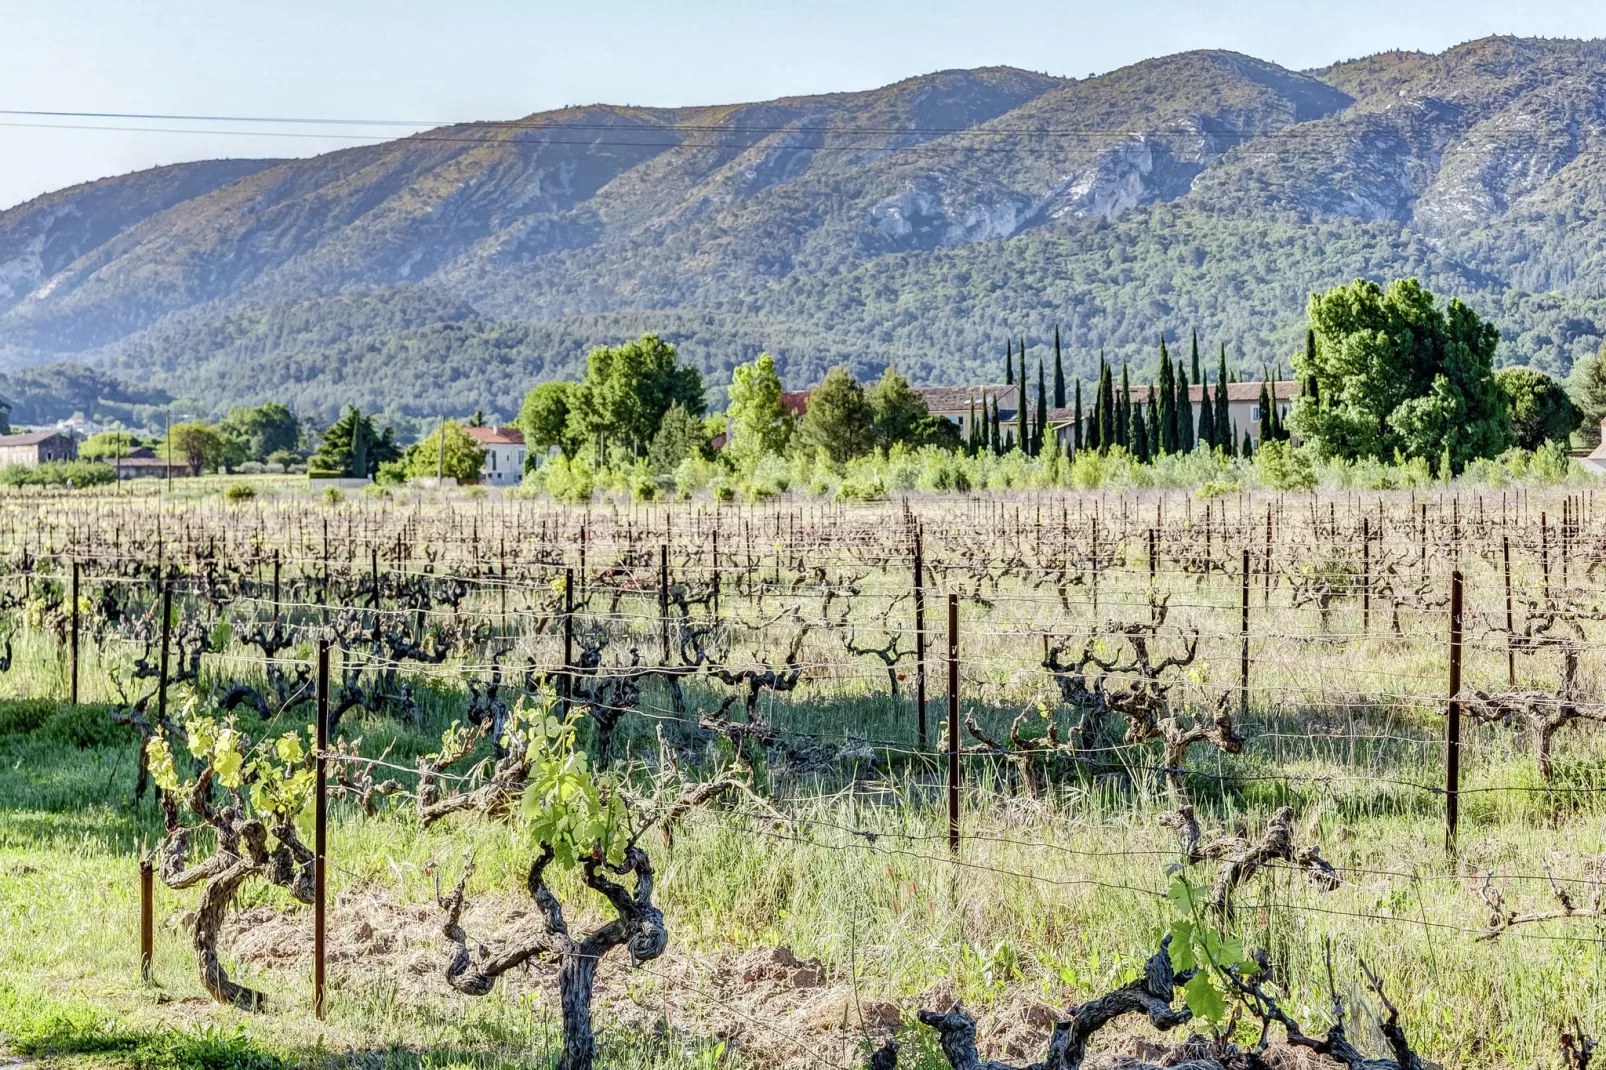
[265, 449, 300, 468]
[1254, 440, 1316, 491]
[0, 461, 116, 488]
[321, 486, 343, 505]
[222, 483, 256, 502]
[374, 459, 409, 486]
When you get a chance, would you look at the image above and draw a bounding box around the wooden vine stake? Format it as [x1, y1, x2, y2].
[947, 593, 960, 854]
[314, 639, 330, 1019]
[1446, 570, 1464, 852]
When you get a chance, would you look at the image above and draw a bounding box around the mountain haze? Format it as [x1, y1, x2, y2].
[5, 37, 1606, 422]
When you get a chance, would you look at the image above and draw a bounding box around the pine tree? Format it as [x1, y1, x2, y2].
[1176, 363, 1193, 452]
[1053, 327, 1066, 408]
[1005, 339, 1013, 386]
[1215, 344, 1231, 444]
[1035, 359, 1048, 456]
[1157, 339, 1177, 454]
[1072, 379, 1083, 453]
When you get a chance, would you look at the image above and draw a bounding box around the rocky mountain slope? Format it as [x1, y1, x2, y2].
[5, 36, 1606, 421]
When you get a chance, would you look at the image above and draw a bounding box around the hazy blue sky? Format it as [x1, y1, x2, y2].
[4, 0, 1606, 208]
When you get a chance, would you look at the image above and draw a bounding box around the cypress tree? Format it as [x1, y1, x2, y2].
[1157, 338, 1176, 454]
[990, 395, 1002, 454]
[1146, 382, 1161, 459]
[1215, 344, 1231, 444]
[967, 397, 978, 453]
[1099, 359, 1116, 451]
[1242, 427, 1253, 458]
[1191, 329, 1201, 388]
[1005, 339, 1013, 385]
[1256, 377, 1273, 445]
[1118, 362, 1132, 450]
[1035, 359, 1048, 456]
[1017, 343, 1029, 453]
[1130, 393, 1149, 462]
[1072, 379, 1083, 453]
[1198, 377, 1216, 450]
[1053, 327, 1066, 408]
[1176, 363, 1193, 452]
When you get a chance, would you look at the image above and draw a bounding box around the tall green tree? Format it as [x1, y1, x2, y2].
[1256, 378, 1274, 446]
[1494, 367, 1582, 450]
[309, 407, 398, 478]
[517, 382, 578, 458]
[1117, 363, 1132, 450]
[165, 421, 227, 475]
[1198, 378, 1217, 450]
[1157, 339, 1177, 454]
[1072, 379, 1082, 452]
[1129, 391, 1150, 462]
[1176, 363, 1193, 452]
[567, 334, 704, 458]
[1097, 360, 1115, 451]
[1215, 345, 1231, 443]
[1052, 327, 1066, 408]
[1191, 330, 1201, 387]
[989, 395, 1002, 454]
[725, 353, 791, 467]
[1289, 278, 1509, 472]
[1146, 384, 1161, 458]
[1005, 339, 1014, 386]
[1016, 344, 1028, 454]
[405, 421, 486, 482]
[1570, 345, 1606, 446]
[795, 367, 874, 462]
[1034, 360, 1047, 455]
[219, 402, 300, 463]
[646, 404, 709, 473]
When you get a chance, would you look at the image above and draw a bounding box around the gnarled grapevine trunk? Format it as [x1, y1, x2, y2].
[439, 846, 667, 1070]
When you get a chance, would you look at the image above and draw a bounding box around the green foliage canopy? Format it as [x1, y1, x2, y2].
[1494, 367, 1581, 450]
[724, 353, 790, 467]
[1290, 278, 1510, 473]
[219, 402, 301, 463]
[565, 334, 704, 456]
[404, 420, 488, 483]
[794, 367, 874, 463]
[516, 382, 577, 458]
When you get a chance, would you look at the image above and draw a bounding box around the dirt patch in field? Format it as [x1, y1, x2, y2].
[190, 889, 1316, 1068]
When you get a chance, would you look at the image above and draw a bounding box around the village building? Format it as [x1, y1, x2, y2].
[0, 431, 77, 467]
[465, 425, 527, 486]
[109, 447, 190, 480]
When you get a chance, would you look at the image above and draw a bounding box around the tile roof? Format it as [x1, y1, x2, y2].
[465, 426, 525, 445]
[0, 431, 69, 446]
[914, 385, 1019, 413]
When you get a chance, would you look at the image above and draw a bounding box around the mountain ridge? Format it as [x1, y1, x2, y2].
[6, 35, 1606, 422]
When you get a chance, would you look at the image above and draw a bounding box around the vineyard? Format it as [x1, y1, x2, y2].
[2, 488, 1604, 1070]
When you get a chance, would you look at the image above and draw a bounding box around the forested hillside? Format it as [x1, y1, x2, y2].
[5, 37, 1606, 420]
